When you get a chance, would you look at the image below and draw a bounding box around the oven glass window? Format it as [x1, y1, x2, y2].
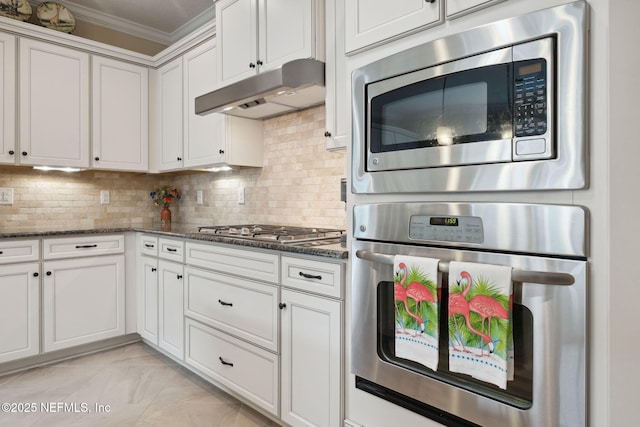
[369, 64, 513, 153]
[376, 277, 533, 408]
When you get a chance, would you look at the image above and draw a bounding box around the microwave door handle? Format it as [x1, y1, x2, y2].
[354, 249, 575, 286]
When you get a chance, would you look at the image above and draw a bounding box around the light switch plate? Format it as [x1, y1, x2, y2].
[196, 190, 203, 205]
[0, 188, 14, 205]
[100, 190, 110, 205]
[237, 187, 245, 205]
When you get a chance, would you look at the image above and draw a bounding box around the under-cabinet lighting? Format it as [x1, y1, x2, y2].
[33, 166, 83, 173]
[222, 106, 234, 112]
[206, 166, 233, 172]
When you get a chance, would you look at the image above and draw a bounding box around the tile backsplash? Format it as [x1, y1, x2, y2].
[0, 106, 347, 232]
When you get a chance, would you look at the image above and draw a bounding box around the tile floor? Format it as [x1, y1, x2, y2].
[0, 343, 281, 427]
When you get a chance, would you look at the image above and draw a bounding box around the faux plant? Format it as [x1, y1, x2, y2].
[150, 186, 181, 208]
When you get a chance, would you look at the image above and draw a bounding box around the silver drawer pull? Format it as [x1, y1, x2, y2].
[299, 271, 322, 280]
[75, 244, 98, 249]
[355, 250, 575, 286]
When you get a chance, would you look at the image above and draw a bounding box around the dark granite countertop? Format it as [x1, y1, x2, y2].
[0, 224, 349, 260]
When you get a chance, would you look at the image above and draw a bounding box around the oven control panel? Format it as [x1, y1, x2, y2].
[409, 215, 484, 244]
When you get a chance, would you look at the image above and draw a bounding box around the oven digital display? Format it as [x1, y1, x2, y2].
[429, 217, 459, 226]
[409, 215, 484, 243]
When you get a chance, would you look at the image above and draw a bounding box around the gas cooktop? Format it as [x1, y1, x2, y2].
[196, 224, 345, 245]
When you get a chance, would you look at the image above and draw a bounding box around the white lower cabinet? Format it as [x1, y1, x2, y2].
[185, 317, 279, 416]
[137, 235, 345, 426]
[137, 255, 159, 345]
[158, 259, 184, 360]
[0, 262, 39, 363]
[280, 255, 344, 427]
[43, 255, 125, 352]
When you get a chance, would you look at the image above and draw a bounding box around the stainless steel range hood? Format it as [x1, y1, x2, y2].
[195, 58, 325, 120]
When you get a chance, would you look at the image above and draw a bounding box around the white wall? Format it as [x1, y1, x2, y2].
[609, 1, 640, 425]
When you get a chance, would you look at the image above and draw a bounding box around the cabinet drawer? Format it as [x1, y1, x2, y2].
[281, 256, 344, 299]
[159, 238, 184, 262]
[138, 234, 158, 257]
[185, 318, 279, 416]
[186, 241, 279, 284]
[0, 239, 39, 264]
[43, 235, 124, 260]
[184, 266, 278, 352]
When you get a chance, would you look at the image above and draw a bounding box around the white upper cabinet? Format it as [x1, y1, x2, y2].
[183, 39, 225, 168]
[0, 33, 16, 165]
[216, 0, 258, 86]
[345, 0, 441, 54]
[324, 0, 347, 150]
[157, 57, 184, 171]
[156, 38, 264, 172]
[92, 56, 149, 171]
[216, 0, 320, 87]
[19, 38, 90, 168]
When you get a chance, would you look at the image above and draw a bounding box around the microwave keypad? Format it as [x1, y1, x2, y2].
[514, 59, 548, 137]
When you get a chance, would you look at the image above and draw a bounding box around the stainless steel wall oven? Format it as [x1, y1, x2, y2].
[351, 202, 588, 426]
[351, 2, 588, 193]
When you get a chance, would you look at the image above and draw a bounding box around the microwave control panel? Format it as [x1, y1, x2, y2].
[409, 215, 484, 244]
[514, 58, 548, 137]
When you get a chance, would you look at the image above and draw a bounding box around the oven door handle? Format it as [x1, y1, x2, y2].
[355, 250, 575, 285]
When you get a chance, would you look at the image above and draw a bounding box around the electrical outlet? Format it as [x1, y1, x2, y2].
[0, 188, 14, 205]
[196, 190, 204, 205]
[100, 190, 110, 205]
[237, 187, 245, 205]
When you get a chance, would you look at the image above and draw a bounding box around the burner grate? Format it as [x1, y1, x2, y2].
[196, 224, 344, 243]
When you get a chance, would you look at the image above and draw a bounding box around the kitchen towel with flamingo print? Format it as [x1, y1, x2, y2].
[448, 261, 513, 389]
[394, 255, 441, 371]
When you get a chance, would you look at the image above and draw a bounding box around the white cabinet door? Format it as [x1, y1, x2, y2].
[259, 0, 313, 71]
[183, 38, 225, 168]
[158, 260, 184, 360]
[137, 255, 159, 345]
[43, 255, 125, 352]
[280, 289, 342, 427]
[345, 0, 441, 53]
[216, 0, 258, 86]
[0, 262, 39, 363]
[92, 56, 148, 171]
[446, 0, 506, 19]
[217, 0, 318, 87]
[324, 0, 348, 150]
[0, 33, 16, 164]
[157, 57, 184, 171]
[19, 38, 89, 168]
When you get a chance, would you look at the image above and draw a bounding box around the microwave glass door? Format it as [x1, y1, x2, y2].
[369, 63, 513, 153]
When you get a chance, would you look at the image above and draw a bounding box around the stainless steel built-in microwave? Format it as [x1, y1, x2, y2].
[352, 1, 588, 193]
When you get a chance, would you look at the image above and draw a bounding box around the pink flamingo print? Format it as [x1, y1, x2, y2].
[449, 271, 494, 354]
[394, 282, 424, 335]
[406, 281, 436, 314]
[398, 262, 436, 311]
[468, 294, 509, 347]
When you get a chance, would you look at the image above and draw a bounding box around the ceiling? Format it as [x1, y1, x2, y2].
[54, 0, 216, 45]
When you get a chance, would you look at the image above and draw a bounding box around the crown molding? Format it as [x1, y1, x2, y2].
[29, 0, 216, 45]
